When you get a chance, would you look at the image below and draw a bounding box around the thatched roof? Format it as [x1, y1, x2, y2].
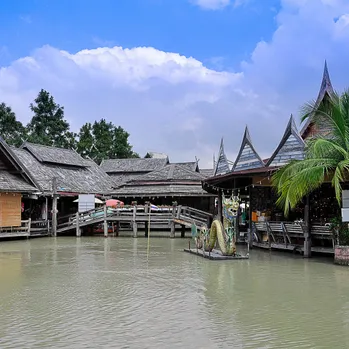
[100, 157, 169, 173]
[12, 144, 112, 195]
[0, 138, 38, 193]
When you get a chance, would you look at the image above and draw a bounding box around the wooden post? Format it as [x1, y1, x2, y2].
[52, 177, 58, 237]
[176, 205, 182, 219]
[115, 221, 120, 237]
[27, 218, 31, 237]
[303, 194, 311, 258]
[248, 185, 253, 248]
[133, 205, 137, 238]
[145, 220, 149, 237]
[104, 205, 108, 238]
[170, 221, 175, 238]
[181, 224, 185, 238]
[76, 212, 81, 237]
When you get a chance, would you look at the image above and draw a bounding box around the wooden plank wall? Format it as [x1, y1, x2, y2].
[0, 193, 21, 227]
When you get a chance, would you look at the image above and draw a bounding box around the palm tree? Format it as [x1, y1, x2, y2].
[272, 89, 349, 216]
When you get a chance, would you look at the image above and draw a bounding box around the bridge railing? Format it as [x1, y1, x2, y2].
[0, 219, 31, 236]
[176, 206, 213, 227]
[30, 220, 51, 236]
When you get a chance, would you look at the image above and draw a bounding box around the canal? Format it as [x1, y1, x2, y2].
[0, 237, 349, 349]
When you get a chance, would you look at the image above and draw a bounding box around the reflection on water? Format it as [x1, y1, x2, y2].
[0, 237, 349, 348]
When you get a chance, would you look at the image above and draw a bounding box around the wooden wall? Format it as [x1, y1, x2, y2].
[0, 193, 21, 227]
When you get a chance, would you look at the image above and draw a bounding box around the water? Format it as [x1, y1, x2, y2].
[0, 237, 349, 349]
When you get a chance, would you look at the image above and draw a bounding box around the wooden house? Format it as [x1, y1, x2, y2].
[109, 161, 215, 211]
[11, 142, 113, 234]
[0, 137, 38, 230]
[202, 62, 338, 255]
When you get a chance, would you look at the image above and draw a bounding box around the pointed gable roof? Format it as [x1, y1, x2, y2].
[267, 115, 305, 167]
[232, 126, 264, 172]
[213, 138, 230, 176]
[0, 138, 38, 192]
[300, 60, 334, 138]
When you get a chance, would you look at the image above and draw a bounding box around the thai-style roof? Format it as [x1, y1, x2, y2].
[232, 126, 264, 171]
[100, 157, 169, 173]
[300, 61, 334, 139]
[266, 115, 305, 167]
[111, 162, 210, 197]
[12, 145, 112, 195]
[144, 152, 168, 159]
[213, 138, 230, 176]
[121, 163, 205, 184]
[110, 184, 210, 197]
[200, 168, 214, 178]
[21, 142, 89, 167]
[0, 138, 38, 193]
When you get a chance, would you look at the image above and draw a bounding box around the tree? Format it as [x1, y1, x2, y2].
[27, 89, 76, 148]
[76, 118, 139, 163]
[0, 103, 26, 146]
[272, 89, 349, 216]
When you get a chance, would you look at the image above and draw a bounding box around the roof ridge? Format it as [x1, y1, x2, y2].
[232, 126, 264, 171]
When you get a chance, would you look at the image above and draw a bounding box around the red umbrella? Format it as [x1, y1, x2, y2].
[106, 199, 124, 207]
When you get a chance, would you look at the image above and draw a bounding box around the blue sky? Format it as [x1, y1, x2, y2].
[1, 0, 349, 167]
[0, 0, 280, 69]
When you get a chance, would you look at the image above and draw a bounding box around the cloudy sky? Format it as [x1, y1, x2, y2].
[1, 0, 349, 168]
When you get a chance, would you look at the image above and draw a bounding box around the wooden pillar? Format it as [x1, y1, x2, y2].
[104, 205, 108, 238]
[217, 190, 223, 224]
[303, 194, 311, 258]
[176, 205, 182, 219]
[145, 220, 149, 237]
[52, 177, 58, 237]
[76, 212, 81, 237]
[170, 221, 175, 238]
[248, 185, 253, 248]
[180, 224, 185, 238]
[115, 221, 120, 237]
[133, 205, 137, 238]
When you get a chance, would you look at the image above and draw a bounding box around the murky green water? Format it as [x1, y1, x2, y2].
[0, 237, 349, 348]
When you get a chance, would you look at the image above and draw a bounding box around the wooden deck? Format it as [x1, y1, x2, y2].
[184, 248, 249, 260]
[0, 219, 51, 240]
[253, 242, 334, 255]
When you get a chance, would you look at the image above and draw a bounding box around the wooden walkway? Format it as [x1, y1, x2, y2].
[56, 205, 213, 237]
[0, 219, 51, 240]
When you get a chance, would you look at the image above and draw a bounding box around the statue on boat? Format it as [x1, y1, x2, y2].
[192, 193, 240, 256]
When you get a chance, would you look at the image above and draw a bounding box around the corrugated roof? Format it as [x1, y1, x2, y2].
[100, 157, 169, 173]
[21, 142, 89, 167]
[12, 147, 112, 195]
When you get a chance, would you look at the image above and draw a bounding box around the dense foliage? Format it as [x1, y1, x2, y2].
[0, 89, 138, 163]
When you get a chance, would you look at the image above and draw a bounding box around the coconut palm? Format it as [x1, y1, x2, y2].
[272, 89, 349, 216]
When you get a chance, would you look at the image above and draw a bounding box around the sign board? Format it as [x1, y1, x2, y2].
[342, 190, 349, 208]
[342, 208, 349, 222]
[78, 194, 95, 213]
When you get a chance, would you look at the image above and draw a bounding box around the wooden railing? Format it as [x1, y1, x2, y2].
[0, 219, 51, 237]
[252, 221, 334, 246]
[175, 205, 213, 228]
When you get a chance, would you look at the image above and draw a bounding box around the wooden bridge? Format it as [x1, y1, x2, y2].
[56, 205, 213, 238]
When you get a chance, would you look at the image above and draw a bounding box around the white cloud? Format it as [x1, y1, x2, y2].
[191, 0, 248, 10]
[1, 0, 349, 168]
[191, 0, 231, 10]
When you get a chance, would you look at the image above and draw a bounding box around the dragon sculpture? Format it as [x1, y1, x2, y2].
[192, 194, 240, 256]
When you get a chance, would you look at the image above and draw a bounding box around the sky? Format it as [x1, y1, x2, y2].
[1, 0, 349, 168]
